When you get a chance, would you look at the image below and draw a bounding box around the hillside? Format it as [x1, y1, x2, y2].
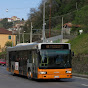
[69, 33, 88, 54]
[25, 0, 88, 30]
[69, 33, 88, 75]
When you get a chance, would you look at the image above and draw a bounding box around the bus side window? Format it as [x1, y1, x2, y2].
[11, 52, 16, 61]
[28, 51, 32, 63]
[38, 51, 41, 63]
[16, 51, 19, 61]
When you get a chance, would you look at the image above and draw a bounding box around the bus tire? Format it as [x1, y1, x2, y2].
[13, 73, 16, 76]
[28, 70, 31, 79]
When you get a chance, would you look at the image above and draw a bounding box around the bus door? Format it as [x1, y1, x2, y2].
[9, 52, 11, 72]
[10, 52, 16, 73]
[22, 51, 27, 76]
[32, 51, 38, 78]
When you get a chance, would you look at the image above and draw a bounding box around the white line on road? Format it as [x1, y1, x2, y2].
[82, 84, 88, 87]
[74, 76, 88, 80]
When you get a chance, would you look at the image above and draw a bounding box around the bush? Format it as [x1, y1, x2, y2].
[5, 41, 12, 47]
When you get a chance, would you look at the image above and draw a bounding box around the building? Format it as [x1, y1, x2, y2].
[8, 18, 13, 22]
[11, 16, 20, 21]
[63, 22, 80, 34]
[0, 28, 16, 52]
[63, 22, 72, 34]
[0, 19, 3, 21]
[15, 22, 25, 28]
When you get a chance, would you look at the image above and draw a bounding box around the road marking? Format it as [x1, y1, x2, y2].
[82, 84, 88, 87]
[74, 76, 88, 80]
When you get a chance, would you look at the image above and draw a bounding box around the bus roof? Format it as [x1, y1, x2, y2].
[7, 43, 71, 52]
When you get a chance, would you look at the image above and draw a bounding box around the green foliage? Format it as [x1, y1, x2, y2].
[0, 23, 3, 28]
[0, 51, 6, 59]
[23, 0, 88, 42]
[71, 26, 82, 35]
[0, 18, 13, 29]
[26, 0, 88, 30]
[69, 33, 88, 54]
[74, 5, 88, 32]
[5, 41, 12, 47]
[53, 24, 61, 31]
[0, 51, 6, 56]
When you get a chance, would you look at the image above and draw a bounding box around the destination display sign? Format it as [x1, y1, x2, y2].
[41, 44, 69, 49]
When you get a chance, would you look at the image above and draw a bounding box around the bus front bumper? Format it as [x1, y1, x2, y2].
[37, 74, 72, 79]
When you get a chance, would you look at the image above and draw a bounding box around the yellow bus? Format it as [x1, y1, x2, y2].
[6, 43, 73, 79]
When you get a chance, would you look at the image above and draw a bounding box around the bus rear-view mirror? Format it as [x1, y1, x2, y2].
[72, 52, 74, 56]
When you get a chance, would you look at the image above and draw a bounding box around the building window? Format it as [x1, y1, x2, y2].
[8, 35, 11, 39]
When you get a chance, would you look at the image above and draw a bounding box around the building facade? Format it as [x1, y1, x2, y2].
[0, 28, 16, 52]
[11, 16, 20, 21]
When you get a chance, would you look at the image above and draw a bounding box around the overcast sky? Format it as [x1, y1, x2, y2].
[0, 0, 42, 20]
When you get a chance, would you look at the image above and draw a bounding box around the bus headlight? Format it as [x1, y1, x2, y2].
[39, 72, 47, 74]
[66, 71, 72, 73]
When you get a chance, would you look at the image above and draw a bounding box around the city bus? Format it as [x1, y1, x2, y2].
[6, 43, 73, 79]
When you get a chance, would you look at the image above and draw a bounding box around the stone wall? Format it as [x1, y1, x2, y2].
[72, 54, 88, 74]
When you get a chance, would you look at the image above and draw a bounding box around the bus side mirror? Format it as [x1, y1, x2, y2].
[72, 52, 74, 56]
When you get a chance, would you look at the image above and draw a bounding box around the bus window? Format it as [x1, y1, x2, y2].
[11, 52, 16, 61]
[55, 55, 64, 64]
[39, 50, 71, 69]
[28, 51, 32, 63]
[39, 50, 48, 66]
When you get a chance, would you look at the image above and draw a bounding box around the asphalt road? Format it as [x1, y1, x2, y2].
[0, 66, 88, 88]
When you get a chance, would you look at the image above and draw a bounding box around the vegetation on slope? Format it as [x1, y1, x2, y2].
[70, 33, 88, 54]
[24, 0, 88, 31]
[70, 33, 88, 75]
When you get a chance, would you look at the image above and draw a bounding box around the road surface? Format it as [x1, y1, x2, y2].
[0, 66, 88, 88]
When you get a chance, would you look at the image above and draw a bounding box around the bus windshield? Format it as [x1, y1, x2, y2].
[39, 50, 72, 69]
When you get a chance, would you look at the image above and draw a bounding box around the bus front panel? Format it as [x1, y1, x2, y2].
[37, 49, 72, 79]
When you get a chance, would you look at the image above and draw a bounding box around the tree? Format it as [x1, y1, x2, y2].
[74, 5, 88, 32]
[0, 18, 13, 29]
[25, 0, 88, 39]
[5, 41, 12, 47]
[22, 18, 24, 21]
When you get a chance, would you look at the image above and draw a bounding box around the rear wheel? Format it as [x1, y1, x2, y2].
[13, 73, 16, 76]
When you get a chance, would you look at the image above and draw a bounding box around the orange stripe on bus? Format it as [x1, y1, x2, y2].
[31, 73, 33, 78]
[14, 70, 19, 74]
[37, 68, 72, 79]
[27, 72, 28, 77]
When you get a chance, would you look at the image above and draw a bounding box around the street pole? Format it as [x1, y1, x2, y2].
[12, 22, 14, 47]
[23, 32, 24, 43]
[19, 28, 21, 43]
[12, 30, 13, 47]
[30, 22, 33, 43]
[61, 17, 63, 43]
[76, 2, 78, 11]
[23, 31, 25, 43]
[15, 35, 17, 45]
[43, 1, 46, 43]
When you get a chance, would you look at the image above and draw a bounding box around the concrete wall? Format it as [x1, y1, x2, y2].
[72, 54, 88, 74]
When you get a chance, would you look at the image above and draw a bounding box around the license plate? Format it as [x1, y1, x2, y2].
[54, 76, 59, 78]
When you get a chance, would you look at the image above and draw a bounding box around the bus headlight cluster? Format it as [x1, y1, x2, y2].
[39, 72, 47, 74]
[66, 71, 72, 73]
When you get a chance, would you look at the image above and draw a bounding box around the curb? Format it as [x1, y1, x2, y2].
[72, 73, 88, 78]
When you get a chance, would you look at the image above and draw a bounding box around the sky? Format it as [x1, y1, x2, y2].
[0, 0, 42, 20]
